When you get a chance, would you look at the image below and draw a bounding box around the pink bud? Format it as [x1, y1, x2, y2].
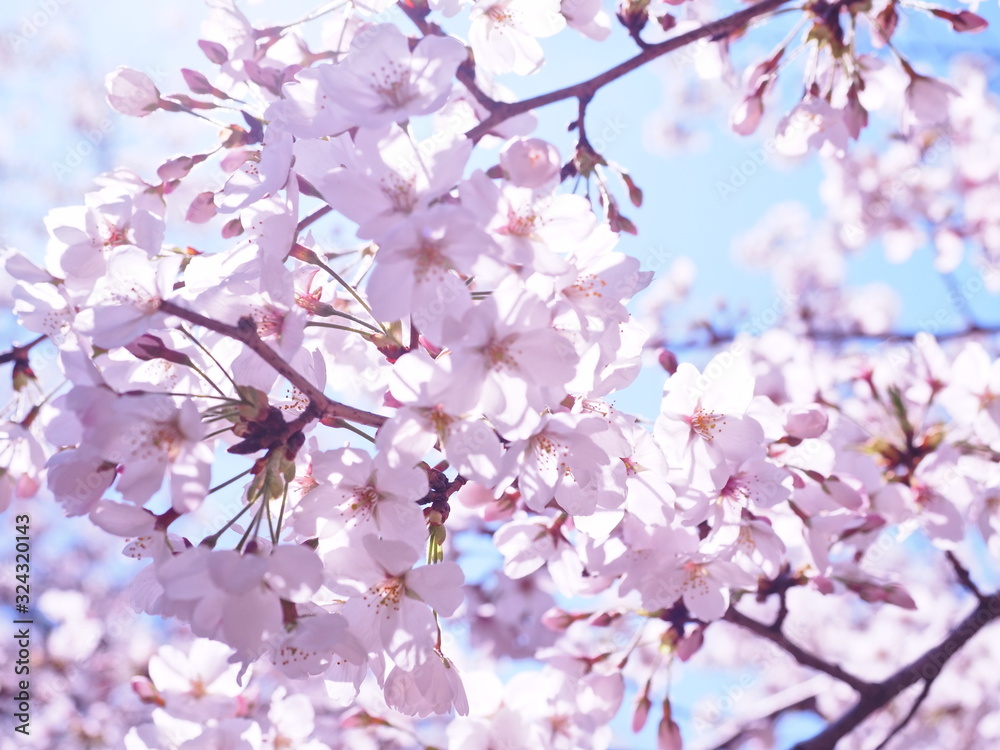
[675, 625, 704, 662]
[542, 607, 582, 631]
[182, 68, 216, 95]
[730, 93, 763, 136]
[382, 391, 404, 409]
[632, 694, 651, 733]
[744, 50, 783, 90]
[157, 155, 196, 182]
[590, 610, 620, 627]
[500, 137, 562, 189]
[784, 405, 829, 439]
[105, 67, 161, 117]
[186, 192, 217, 224]
[931, 8, 988, 33]
[844, 84, 868, 140]
[15, 474, 39, 499]
[883, 583, 917, 610]
[658, 349, 678, 375]
[813, 575, 835, 595]
[130, 676, 164, 706]
[198, 39, 229, 64]
[222, 217, 244, 238]
[873, 2, 898, 46]
[658, 702, 683, 750]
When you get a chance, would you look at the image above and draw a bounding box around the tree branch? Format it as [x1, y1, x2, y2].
[158, 300, 387, 428]
[870, 677, 934, 750]
[945, 550, 986, 601]
[464, 0, 795, 142]
[662, 321, 1000, 352]
[790, 591, 1000, 750]
[723, 608, 875, 694]
[395, 1, 499, 112]
[0, 334, 47, 365]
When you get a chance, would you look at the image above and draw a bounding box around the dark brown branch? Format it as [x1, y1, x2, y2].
[870, 678, 934, 750]
[0, 334, 47, 365]
[790, 591, 1000, 750]
[945, 550, 986, 601]
[158, 300, 387, 428]
[723, 608, 875, 694]
[296, 204, 332, 235]
[464, 0, 794, 142]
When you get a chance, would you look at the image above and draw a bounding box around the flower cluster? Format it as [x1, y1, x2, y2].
[1, 1, 998, 748]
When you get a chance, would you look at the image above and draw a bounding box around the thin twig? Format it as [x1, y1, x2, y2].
[724, 608, 874, 694]
[663, 321, 1000, 352]
[870, 678, 934, 750]
[395, 2, 499, 112]
[945, 550, 986, 601]
[790, 591, 1000, 750]
[159, 300, 387, 428]
[465, 0, 794, 141]
[0, 334, 47, 365]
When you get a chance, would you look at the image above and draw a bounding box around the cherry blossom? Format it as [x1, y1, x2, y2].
[469, 0, 566, 75]
[3, 1, 1000, 748]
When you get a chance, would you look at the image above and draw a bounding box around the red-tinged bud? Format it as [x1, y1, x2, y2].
[590, 610, 621, 627]
[813, 575, 835, 595]
[164, 93, 218, 111]
[930, 8, 988, 33]
[616, 0, 650, 34]
[542, 607, 585, 631]
[622, 172, 643, 207]
[844, 83, 868, 140]
[883, 583, 917, 610]
[369, 333, 407, 363]
[125, 334, 196, 368]
[676, 625, 704, 662]
[658, 700, 683, 750]
[222, 217, 244, 238]
[186, 191, 217, 223]
[658, 349, 678, 375]
[131, 676, 165, 706]
[418, 335, 443, 358]
[288, 243, 321, 264]
[744, 49, 783, 90]
[632, 693, 652, 732]
[873, 1, 898, 46]
[657, 13, 677, 32]
[730, 92, 764, 136]
[340, 710, 390, 729]
[198, 39, 229, 64]
[182, 68, 218, 96]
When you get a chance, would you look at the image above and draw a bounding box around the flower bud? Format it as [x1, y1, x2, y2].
[105, 66, 162, 117]
[500, 137, 562, 188]
[784, 405, 829, 439]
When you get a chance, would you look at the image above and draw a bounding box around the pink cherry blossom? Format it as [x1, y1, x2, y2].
[105, 66, 163, 117]
[469, 0, 566, 75]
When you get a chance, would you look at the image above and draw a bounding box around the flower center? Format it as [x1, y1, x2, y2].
[370, 577, 405, 615]
[689, 408, 726, 442]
